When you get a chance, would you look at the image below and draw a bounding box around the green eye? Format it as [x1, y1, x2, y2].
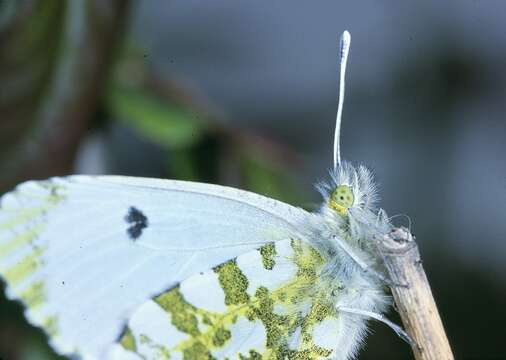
[328, 185, 354, 215]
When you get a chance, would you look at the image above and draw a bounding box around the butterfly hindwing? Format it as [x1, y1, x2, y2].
[111, 239, 344, 360]
[0, 176, 307, 358]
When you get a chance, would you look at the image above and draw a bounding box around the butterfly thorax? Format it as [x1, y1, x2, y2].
[308, 163, 392, 321]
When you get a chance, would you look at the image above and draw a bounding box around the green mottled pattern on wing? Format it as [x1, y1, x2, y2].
[117, 239, 343, 359]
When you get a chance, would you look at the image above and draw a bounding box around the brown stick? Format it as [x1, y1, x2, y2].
[379, 227, 454, 360]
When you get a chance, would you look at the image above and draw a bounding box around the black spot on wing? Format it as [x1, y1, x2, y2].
[125, 206, 148, 224]
[127, 225, 143, 240]
[124, 206, 148, 240]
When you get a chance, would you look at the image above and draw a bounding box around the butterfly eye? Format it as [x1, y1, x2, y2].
[328, 185, 354, 215]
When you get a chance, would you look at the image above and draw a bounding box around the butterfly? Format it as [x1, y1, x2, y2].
[0, 31, 409, 360]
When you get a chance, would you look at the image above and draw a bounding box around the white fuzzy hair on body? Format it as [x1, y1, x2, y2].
[291, 162, 393, 360]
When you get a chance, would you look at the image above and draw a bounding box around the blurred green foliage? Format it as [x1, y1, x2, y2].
[105, 78, 304, 203]
[107, 86, 206, 149]
[103, 45, 305, 204]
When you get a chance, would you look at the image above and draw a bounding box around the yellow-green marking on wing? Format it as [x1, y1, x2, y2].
[0, 181, 67, 340]
[117, 239, 343, 359]
[0, 224, 45, 258]
[3, 246, 47, 285]
[120, 327, 137, 352]
[259, 243, 276, 270]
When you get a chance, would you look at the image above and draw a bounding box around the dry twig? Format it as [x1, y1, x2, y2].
[380, 227, 454, 360]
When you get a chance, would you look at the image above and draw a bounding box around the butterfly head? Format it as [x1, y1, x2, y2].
[317, 162, 378, 217]
[328, 185, 354, 216]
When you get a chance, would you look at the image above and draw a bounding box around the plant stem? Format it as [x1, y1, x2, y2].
[380, 227, 454, 360]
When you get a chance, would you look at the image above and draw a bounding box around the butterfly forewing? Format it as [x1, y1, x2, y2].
[0, 176, 308, 358]
[111, 239, 343, 360]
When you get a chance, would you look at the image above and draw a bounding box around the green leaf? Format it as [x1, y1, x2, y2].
[106, 86, 206, 149]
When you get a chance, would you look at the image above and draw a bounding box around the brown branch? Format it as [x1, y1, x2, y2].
[380, 227, 454, 360]
[0, 1, 129, 191]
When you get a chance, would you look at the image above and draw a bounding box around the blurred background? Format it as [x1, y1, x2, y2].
[0, 1, 505, 359]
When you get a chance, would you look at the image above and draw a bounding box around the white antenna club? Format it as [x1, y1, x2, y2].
[333, 30, 351, 170]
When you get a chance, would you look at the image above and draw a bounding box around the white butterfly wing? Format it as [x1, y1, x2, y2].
[110, 239, 344, 360]
[0, 175, 308, 359]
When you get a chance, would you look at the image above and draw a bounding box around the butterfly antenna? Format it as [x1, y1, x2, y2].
[333, 30, 351, 170]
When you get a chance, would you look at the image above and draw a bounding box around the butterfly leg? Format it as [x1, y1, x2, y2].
[337, 306, 415, 346]
[331, 235, 407, 287]
[368, 267, 408, 288]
